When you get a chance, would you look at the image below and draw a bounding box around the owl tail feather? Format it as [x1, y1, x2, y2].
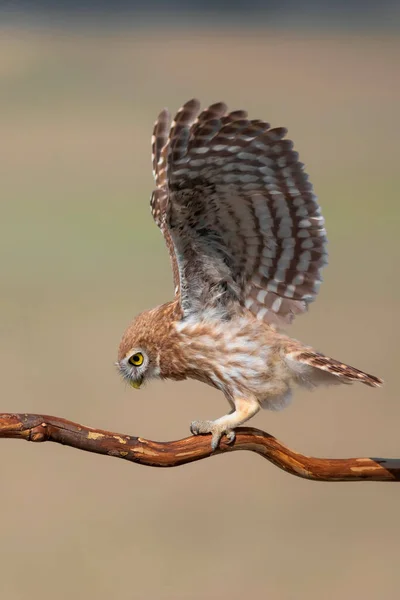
[285, 348, 383, 388]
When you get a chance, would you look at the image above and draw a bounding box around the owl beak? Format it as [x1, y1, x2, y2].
[130, 378, 143, 389]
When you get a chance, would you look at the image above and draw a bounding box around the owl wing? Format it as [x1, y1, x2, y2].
[151, 108, 182, 298]
[150, 99, 328, 325]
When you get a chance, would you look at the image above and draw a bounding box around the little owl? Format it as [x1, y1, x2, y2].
[117, 99, 382, 450]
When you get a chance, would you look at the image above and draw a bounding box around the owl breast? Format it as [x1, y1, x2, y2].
[174, 312, 290, 403]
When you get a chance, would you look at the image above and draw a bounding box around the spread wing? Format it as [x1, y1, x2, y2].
[150, 99, 328, 325]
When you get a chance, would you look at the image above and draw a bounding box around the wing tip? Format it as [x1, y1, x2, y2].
[181, 98, 201, 112]
[363, 374, 384, 388]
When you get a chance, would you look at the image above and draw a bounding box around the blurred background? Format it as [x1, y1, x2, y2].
[1, 1, 399, 599]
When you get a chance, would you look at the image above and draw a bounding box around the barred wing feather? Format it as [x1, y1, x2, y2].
[150, 99, 328, 325]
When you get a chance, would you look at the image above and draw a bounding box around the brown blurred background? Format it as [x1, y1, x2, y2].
[1, 3, 399, 599]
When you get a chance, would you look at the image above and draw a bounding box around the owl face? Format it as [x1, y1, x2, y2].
[117, 347, 160, 389]
[118, 303, 187, 387]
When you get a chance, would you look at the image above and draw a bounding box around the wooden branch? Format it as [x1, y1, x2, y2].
[0, 413, 398, 481]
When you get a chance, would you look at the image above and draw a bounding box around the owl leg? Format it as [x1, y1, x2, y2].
[190, 397, 260, 451]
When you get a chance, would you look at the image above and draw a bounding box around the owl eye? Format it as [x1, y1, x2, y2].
[128, 352, 144, 367]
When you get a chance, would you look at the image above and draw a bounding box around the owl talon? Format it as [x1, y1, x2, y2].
[225, 430, 236, 445]
[190, 420, 235, 451]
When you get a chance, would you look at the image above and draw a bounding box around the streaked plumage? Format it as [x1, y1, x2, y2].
[118, 99, 382, 450]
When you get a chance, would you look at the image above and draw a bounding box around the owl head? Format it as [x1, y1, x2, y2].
[116, 302, 184, 389]
[117, 310, 162, 389]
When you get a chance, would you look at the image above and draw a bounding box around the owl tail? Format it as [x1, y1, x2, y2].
[285, 347, 383, 388]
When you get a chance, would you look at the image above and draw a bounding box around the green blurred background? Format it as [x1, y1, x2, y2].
[1, 6, 399, 599]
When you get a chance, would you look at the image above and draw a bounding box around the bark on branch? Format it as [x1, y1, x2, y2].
[0, 412, 398, 482]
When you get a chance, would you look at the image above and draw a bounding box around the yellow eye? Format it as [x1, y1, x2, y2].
[128, 352, 144, 367]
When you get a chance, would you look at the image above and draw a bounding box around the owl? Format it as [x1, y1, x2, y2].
[117, 99, 383, 450]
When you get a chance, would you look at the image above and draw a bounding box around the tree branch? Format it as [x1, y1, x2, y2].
[0, 412, 398, 481]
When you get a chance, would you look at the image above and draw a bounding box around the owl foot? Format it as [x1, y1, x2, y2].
[190, 420, 236, 451]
